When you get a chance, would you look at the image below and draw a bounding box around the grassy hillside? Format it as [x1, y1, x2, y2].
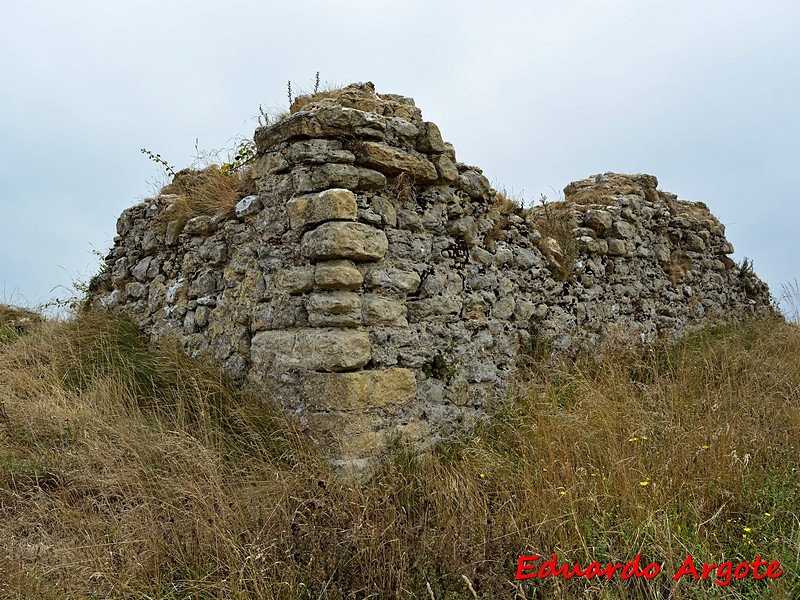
[0, 308, 798, 599]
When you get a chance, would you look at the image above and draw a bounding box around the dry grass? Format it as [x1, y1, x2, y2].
[1, 311, 799, 598]
[160, 164, 246, 225]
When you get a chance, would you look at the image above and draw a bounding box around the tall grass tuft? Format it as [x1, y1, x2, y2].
[1, 311, 798, 598]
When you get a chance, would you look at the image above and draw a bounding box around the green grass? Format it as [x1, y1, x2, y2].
[0, 310, 798, 598]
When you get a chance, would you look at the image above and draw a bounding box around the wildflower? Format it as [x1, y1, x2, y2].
[639, 480, 650, 487]
[628, 437, 639, 442]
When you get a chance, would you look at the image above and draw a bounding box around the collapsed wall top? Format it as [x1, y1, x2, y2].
[96, 82, 773, 473]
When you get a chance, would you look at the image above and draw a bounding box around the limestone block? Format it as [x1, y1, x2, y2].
[492, 297, 516, 320]
[653, 244, 671, 263]
[365, 267, 421, 293]
[132, 256, 153, 282]
[355, 141, 438, 182]
[252, 151, 290, 175]
[362, 294, 408, 327]
[315, 259, 364, 290]
[416, 122, 445, 154]
[302, 368, 417, 410]
[371, 197, 397, 227]
[432, 154, 458, 183]
[300, 329, 372, 371]
[235, 195, 263, 218]
[458, 170, 492, 199]
[356, 168, 387, 191]
[306, 292, 362, 327]
[274, 267, 315, 293]
[287, 188, 358, 229]
[256, 105, 390, 149]
[183, 215, 215, 236]
[292, 164, 362, 194]
[287, 139, 355, 165]
[607, 239, 632, 256]
[251, 328, 371, 372]
[301, 222, 388, 261]
[125, 282, 146, 299]
[585, 209, 613, 235]
[612, 220, 636, 239]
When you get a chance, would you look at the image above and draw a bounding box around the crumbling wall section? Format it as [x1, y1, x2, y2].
[98, 82, 772, 469]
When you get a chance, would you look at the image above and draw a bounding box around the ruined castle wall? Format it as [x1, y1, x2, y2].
[98, 83, 772, 469]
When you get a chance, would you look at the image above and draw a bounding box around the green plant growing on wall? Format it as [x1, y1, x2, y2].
[423, 344, 459, 381]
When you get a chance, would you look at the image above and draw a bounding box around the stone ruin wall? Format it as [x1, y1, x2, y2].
[97, 82, 773, 470]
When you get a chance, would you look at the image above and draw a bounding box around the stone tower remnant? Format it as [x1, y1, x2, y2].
[97, 82, 773, 472]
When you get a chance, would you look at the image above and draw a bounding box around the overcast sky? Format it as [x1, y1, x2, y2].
[2, 0, 798, 316]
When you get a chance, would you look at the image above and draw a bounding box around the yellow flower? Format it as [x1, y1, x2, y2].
[479, 473, 486, 478]
[627, 437, 639, 442]
[639, 480, 650, 487]
[743, 527, 752, 532]
[559, 491, 566, 496]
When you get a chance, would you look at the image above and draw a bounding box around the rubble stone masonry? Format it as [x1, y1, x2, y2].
[97, 83, 773, 471]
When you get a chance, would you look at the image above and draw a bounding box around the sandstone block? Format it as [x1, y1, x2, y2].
[306, 291, 362, 327]
[315, 259, 364, 290]
[355, 141, 438, 182]
[287, 188, 358, 229]
[302, 222, 388, 261]
[302, 368, 417, 410]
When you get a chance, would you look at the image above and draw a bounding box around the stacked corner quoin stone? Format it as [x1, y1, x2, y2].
[98, 82, 773, 472]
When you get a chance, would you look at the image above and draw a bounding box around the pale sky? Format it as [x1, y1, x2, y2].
[2, 1, 798, 315]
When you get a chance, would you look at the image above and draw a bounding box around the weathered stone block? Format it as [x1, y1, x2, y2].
[362, 294, 408, 327]
[300, 329, 372, 371]
[302, 222, 388, 261]
[235, 195, 263, 218]
[612, 220, 636, 239]
[287, 139, 355, 165]
[251, 328, 371, 372]
[355, 141, 438, 182]
[274, 267, 315, 293]
[287, 188, 358, 229]
[365, 267, 421, 293]
[302, 368, 417, 410]
[585, 209, 613, 234]
[416, 122, 445, 154]
[315, 259, 364, 290]
[306, 292, 362, 327]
